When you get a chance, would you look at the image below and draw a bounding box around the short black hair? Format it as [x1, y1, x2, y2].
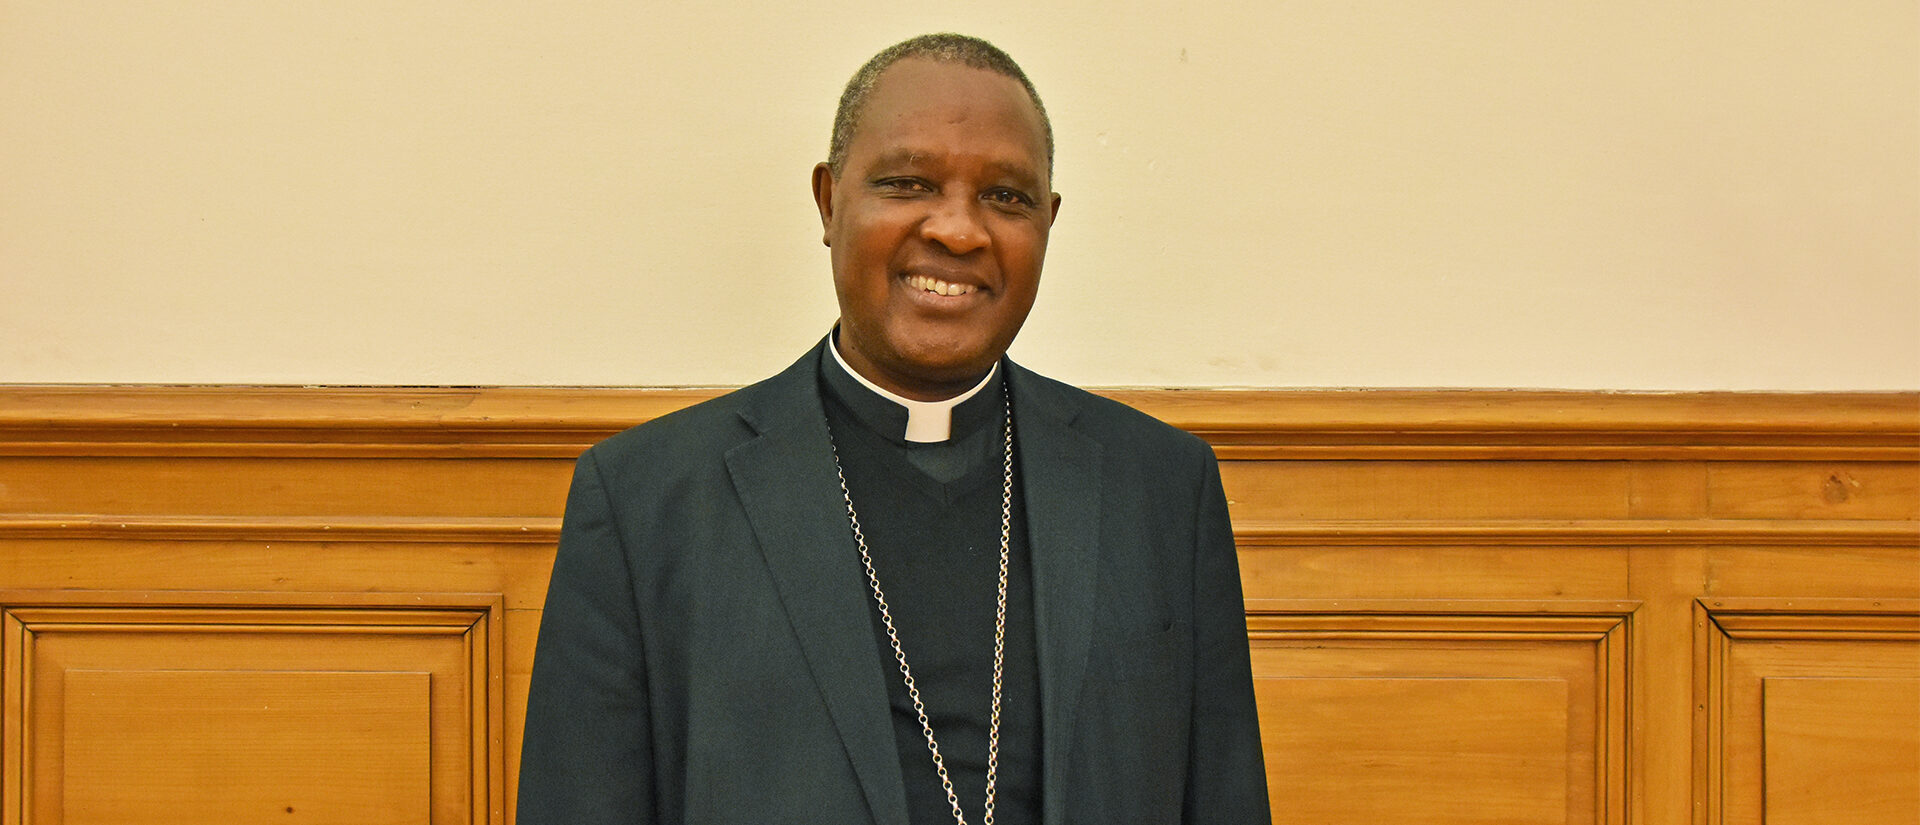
[827, 33, 1053, 178]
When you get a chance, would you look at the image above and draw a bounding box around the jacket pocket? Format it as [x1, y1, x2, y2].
[1093, 619, 1190, 683]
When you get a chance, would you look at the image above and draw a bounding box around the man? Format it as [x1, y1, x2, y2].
[518, 34, 1269, 824]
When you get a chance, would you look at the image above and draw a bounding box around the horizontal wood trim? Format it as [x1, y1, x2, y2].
[1234, 519, 1920, 546]
[0, 515, 563, 543]
[0, 589, 506, 611]
[2, 386, 1913, 460]
[1699, 597, 1920, 615]
[1245, 603, 1634, 637]
[1246, 599, 1641, 615]
[1701, 598, 1920, 639]
[3, 514, 1911, 547]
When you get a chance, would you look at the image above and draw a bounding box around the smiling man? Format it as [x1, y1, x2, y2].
[814, 52, 1056, 403]
[518, 34, 1269, 825]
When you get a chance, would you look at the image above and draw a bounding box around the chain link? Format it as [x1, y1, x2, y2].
[829, 388, 1013, 825]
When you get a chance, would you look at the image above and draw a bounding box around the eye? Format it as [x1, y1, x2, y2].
[985, 188, 1036, 208]
[874, 177, 932, 194]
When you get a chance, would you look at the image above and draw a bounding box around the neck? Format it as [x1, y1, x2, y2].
[832, 339, 992, 403]
[828, 338, 998, 443]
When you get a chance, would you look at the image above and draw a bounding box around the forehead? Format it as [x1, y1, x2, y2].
[846, 59, 1049, 179]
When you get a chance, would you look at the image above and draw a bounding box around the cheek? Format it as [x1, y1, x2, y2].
[998, 231, 1049, 294]
[842, 206, 913, 258]
[830, 218, 902, 307]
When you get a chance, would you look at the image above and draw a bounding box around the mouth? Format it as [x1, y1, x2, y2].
[904, 273, 981, 298]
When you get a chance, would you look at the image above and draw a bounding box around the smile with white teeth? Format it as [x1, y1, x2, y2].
[906, 274, 977, 297]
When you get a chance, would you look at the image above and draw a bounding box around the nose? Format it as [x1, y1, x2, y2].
[919, 192, 989, 255]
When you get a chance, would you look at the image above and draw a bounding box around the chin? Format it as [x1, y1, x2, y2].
[891, 356, 982, 386]
[896, 338, 997, 376]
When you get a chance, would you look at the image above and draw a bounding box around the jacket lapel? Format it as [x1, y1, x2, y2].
[725, 344, 909, 825]
[1007, 363, 1103, 824]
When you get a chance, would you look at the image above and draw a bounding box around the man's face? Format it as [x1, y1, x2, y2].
[813, 58, 1061, 401]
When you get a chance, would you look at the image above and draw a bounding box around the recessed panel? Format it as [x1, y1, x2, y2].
[62, 669, 430, 825]
[1248, 611, 1626, 825]
[1260, 676, 1569, 825]
[1704, 605, 1920, 825]
[5, 601, 496, 825]
[1762, 677, 1920, 825]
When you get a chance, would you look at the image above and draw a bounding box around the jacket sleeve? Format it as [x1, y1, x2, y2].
[517, 448, 655, 823]
[1184, 448, 1272, 824]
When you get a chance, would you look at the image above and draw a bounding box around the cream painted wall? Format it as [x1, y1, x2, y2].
[3, 1, 1915, 389]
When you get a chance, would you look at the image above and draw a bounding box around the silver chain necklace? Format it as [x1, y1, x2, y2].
[828, 387, 1013, 825]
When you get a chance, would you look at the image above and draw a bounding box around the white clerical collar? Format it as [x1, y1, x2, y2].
[829, 339, 998, 444]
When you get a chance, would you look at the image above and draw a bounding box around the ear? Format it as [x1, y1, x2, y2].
[1047, 191, 1063, 226]
[811, 162, 836, 246]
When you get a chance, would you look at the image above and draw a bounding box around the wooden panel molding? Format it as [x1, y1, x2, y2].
[0, 514, 561, 543]
[1696, 599, 1920, 825]
[0, 514, 1913, 547]
[1232, 518, 1920, 547]
[0, 592, 505, 825]
[1247, 601, 1632, 825]
[1, 386, 1913, 460]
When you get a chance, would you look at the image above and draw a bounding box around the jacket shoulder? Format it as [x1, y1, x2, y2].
[1013, 367, 1214, 465]
[587, 342, 822, 467]
[575, 378, 805, 505]
[588, 388, 754, 463]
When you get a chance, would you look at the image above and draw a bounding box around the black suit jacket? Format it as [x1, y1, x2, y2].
[518, 341, 1269, 824]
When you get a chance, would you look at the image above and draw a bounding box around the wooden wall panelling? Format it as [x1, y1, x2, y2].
[1246, 601, 1633, 825]
[0, 591, 505, 825]
[0, 529, 541, 825]
[0, 386, 1914, 824]
[1697, 599, 1920, 825]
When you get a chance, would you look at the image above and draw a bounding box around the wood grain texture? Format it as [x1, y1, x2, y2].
[1761, 677, 1920, 825]
[62, 669, 432, 825]
[1707, 462, 1920, 520]
[1261, 677, 1571, 825]
[0, 386, 1912, 824]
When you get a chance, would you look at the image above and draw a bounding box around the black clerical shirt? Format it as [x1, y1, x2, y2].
[820, 354, 1043, 825]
